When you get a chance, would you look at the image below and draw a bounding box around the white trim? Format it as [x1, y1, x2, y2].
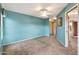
[3, 35, 49, 46]
[65, 18, 68, 47]
[0, 12, 4, 55]
[65, 4, 78, 48]
[66, 4, 78, 14]
[1, 13, 3, 41]
[57, 39, 65, 47]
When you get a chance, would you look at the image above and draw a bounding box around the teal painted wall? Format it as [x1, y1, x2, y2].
[57, 3, 76, 46]
[45, 19, 50, 36]
[0, 4, 2, 53]
[3, 10, 50, 45]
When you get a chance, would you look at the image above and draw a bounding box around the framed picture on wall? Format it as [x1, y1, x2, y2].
[57, 17, 62, 26]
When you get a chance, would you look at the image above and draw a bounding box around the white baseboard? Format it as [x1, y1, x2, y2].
[57, 39, 65, 47]
[3, 35, 49, 46]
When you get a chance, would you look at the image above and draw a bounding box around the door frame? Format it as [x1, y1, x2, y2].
[65, 4, 78, 47]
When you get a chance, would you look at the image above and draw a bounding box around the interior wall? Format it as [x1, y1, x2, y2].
[0, 4, 2, 54]
[3, 10, 49, 45]
[56, 3, 76, 46]
[45, 19, 50, 36]
[0, 4, 1, 44]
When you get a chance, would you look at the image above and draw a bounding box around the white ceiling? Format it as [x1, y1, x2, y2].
[2, 3, 68, 18]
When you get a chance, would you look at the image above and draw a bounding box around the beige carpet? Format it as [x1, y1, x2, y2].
[3, 36, 77, 55]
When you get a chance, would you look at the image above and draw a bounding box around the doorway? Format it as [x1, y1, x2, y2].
[73, 22, 77, 36]
[49, 17, 56, 37]
[65, 4, 78, 54]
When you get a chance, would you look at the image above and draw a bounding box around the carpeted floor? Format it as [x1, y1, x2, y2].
[3, 36, 77, 55]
